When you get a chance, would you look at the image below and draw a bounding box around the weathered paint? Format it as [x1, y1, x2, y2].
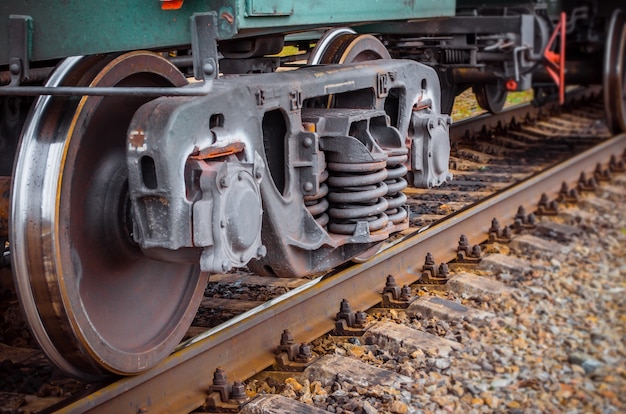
[0, 0, 454, 65]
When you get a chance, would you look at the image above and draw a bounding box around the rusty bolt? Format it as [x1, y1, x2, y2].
[338, 299, 351, 314]
[384, 275, 401, 300]
[336, 299, 355, 327]
[355, 311, 367, 326]
[438, 263, 449, 278]
[424, 252, 435, 266]
[400, 285, 412, 300]
[230, 381, 247, 402]
[515, 206, 526, 223]
[298, 343, 312, 359]
[502, 225, 512, 239]
[549, 200, 559, 211]
[458, 234, 469, 250]
[213, 368, 228, 386]
[280, 329, 295, 346]
[489, 218, 500, 234]
[471, 244, 482, 258]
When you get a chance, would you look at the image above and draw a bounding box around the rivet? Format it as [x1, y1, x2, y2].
[203, 62, 215, 76]
[9, 62, 20, 75]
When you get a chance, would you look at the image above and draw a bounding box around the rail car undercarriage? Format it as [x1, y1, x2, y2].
[127, 58, 450, 278]
[9, 47, 450, 377]
[1, 1, 625, 380]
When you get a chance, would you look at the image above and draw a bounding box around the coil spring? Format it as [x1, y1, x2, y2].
[304, 168, 330, 227]
[384, 147, 408, 229]
[326, 160, 389, 235]
[444, 49, 468, 65]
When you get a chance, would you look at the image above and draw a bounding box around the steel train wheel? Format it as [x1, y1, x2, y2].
[10, 52, 208, 379]
[308, 29, 391, 110]
[473, 82, 507, 114]
[604, 9, 626, 133]
[308, 28, 391, 65]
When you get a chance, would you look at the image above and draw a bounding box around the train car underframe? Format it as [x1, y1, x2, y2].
[0, 3, 624, 379]
[2, 14, 453, 379]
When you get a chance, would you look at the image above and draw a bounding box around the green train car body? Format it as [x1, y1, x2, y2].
[0, 0, 455, 66]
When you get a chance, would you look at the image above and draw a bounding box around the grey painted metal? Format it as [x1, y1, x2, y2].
[57, 132, 626, 413]
[126, 59, 450, 277]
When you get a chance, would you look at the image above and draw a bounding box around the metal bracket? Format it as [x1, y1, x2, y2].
[8, 15, 33, 86]
[331, 299, 371, 336]
[0, 14, 216, 96]
[543, 12, 566, 104]
[191, 12, 220, 81]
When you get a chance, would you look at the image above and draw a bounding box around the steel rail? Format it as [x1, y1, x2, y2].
[449, 86, 602, 142]
[58, 133, 626, 413]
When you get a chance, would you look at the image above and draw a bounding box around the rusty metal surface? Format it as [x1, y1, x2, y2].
[57, 132, 626, 413]
[0, 177, 8, 237]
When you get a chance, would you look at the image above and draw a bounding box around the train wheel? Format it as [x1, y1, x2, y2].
[308, 28, 391, 65]
[473, 82, 507, 114]
[604, 9, 626, 133]
[10, 52, 208, 379]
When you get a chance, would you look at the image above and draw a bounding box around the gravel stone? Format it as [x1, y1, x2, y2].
[249, 176, 626, 414]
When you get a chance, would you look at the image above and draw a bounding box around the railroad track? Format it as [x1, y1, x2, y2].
[1, 87, 625, 413]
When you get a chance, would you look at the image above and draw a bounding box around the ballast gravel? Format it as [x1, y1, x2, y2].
[247, 177, 626, 413]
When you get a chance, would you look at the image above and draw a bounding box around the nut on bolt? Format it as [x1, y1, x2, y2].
[332, 299, 370, 336]
[536, 193, 558, 216]
[418, 253, 450, 284]
[230, 381, 247, 403]
[383, 275, 402, 301]
[577, 172, 598, 192]
[298, 343, 313, 360]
